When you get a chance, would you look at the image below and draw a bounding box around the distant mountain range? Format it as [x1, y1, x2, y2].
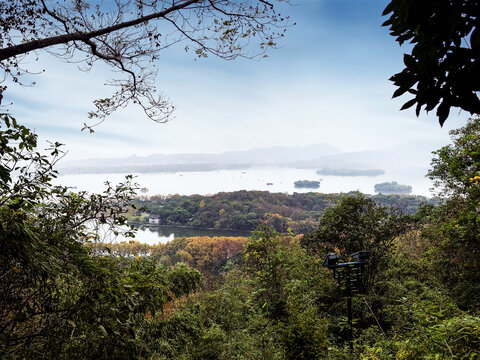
[58, 142, 433, 176]
[59, 143, 342, 174]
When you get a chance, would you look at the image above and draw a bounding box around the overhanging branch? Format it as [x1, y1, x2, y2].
[0, 0, 201, 62]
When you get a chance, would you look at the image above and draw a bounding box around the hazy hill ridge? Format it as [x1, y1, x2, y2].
[58, 142, 434, 176]
[59, 144, 344, 174]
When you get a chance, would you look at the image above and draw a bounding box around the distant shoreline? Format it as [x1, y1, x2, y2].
[53, 167, 434, 197]
[59, 164, 389, 177]
[129, 222, 252, 234]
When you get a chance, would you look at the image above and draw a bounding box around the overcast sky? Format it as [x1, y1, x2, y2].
[6, 0, 469, 163]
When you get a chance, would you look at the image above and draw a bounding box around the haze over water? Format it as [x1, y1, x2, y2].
[55, 166, 433, 197]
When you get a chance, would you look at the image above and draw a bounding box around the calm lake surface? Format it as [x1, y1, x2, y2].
[56, 167, 433, 197]
[118, 226, 252, 245]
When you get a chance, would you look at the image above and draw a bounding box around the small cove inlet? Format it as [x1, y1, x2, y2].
[116, 225, 252, 245]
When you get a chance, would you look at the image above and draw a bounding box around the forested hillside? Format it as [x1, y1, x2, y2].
[132, 191, 438, 233]
[2, 0, 480, 358]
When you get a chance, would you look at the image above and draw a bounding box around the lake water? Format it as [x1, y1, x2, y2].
[55, 166, 434, 197]
[119, 225, 252, 245]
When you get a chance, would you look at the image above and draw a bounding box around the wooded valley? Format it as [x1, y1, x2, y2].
[2, 115, 480, 359]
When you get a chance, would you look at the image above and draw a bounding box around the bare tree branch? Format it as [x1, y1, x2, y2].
[0, 0, 290, 126]
[0, 0, 201, 61]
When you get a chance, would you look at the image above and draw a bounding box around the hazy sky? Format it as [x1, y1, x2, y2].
[6, 0, 469, 162]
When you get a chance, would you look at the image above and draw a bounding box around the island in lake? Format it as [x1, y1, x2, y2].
[374, 181, 412, 195]
[294, 180, 321, 189]
[316, 168, 385, 177]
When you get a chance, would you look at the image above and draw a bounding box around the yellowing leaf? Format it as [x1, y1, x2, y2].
[99, 325, 108, 336]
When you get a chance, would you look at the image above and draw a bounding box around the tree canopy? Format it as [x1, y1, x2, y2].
[0, 0, 289, 127]
[422, 117, 480, 309]
[428, 117, 480, 197]
[0, 114, 204, 357]
[383, 0, 480, 126]
[300, 194, 412, 282]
